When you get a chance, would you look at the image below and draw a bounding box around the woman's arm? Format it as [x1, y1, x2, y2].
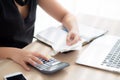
[0, 47, 48, 70]
[38, 0, 80, 45]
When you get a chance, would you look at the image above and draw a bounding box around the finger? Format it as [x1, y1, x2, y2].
[31, 56, 43, 64]
[67, 34, 76, 45]
[69, 38, 77, 45]
[27, 58, 37, 67]
[66, 33, 72, 45]
[68, 35, 80, 45]
[33, 52, 49, 60]
[38, 54, 49, 60]
[72, 36, 80, 45]
[19, 61, 30, 71]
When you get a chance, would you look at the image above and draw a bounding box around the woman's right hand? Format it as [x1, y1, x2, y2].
[0, 47, 48, 71]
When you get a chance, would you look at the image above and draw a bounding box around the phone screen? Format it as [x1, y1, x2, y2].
[6, 74, 26, 80]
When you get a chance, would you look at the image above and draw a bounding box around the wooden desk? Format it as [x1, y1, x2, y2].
[1, 14, 120, 80]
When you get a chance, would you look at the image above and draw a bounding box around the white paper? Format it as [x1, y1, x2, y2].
[34, 24, 107, 53]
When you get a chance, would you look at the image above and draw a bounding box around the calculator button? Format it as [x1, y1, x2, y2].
[48, 65, 59, 71]
[51, 61, 60, 65]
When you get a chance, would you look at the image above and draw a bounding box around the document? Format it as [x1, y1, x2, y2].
[34, 24, 108, 53]
[34, 27, 81, 53]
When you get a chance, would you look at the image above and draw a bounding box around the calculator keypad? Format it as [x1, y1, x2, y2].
[35, 58, 60, 70]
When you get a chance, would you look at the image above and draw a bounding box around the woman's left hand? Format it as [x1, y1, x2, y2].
[66, 30, 80, 46]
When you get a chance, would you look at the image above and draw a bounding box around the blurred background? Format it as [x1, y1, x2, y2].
[35, 0, 120, 34]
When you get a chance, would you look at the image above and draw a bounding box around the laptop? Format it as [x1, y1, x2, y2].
[76, 35, 120, 73]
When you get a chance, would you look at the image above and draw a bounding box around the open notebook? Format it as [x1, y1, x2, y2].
[34, 24, 107, 53]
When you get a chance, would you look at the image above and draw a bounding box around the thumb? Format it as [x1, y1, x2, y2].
[66, 33, 75, 45]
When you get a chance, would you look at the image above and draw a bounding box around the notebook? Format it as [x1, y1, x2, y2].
[61, 24, 108, 46]
[34, 27, 82, 53]
[34, 24, 107, 53]
[76, 35, 120, 73]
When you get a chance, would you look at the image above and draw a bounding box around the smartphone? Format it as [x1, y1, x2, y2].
[4, 72, 26, 80]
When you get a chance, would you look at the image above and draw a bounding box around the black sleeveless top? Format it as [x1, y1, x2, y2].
[0, 0, 37, 48]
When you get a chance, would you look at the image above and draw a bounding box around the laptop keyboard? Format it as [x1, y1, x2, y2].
[101, 39, 120, 68]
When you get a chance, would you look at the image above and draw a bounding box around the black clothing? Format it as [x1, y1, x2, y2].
[15, 0, 30, 6]
[0, 0, 37, 48]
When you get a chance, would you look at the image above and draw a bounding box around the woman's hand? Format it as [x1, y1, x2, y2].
[66, 29, 80, 46]
[7, 48, 48, 71]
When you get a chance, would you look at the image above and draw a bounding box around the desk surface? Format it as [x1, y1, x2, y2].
[1, 14, 120, 80]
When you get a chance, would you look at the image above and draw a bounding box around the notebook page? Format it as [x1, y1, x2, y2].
[78, 24, 108, 43]
[60, 24, 108, 46]
[35, 27, 81, 53]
